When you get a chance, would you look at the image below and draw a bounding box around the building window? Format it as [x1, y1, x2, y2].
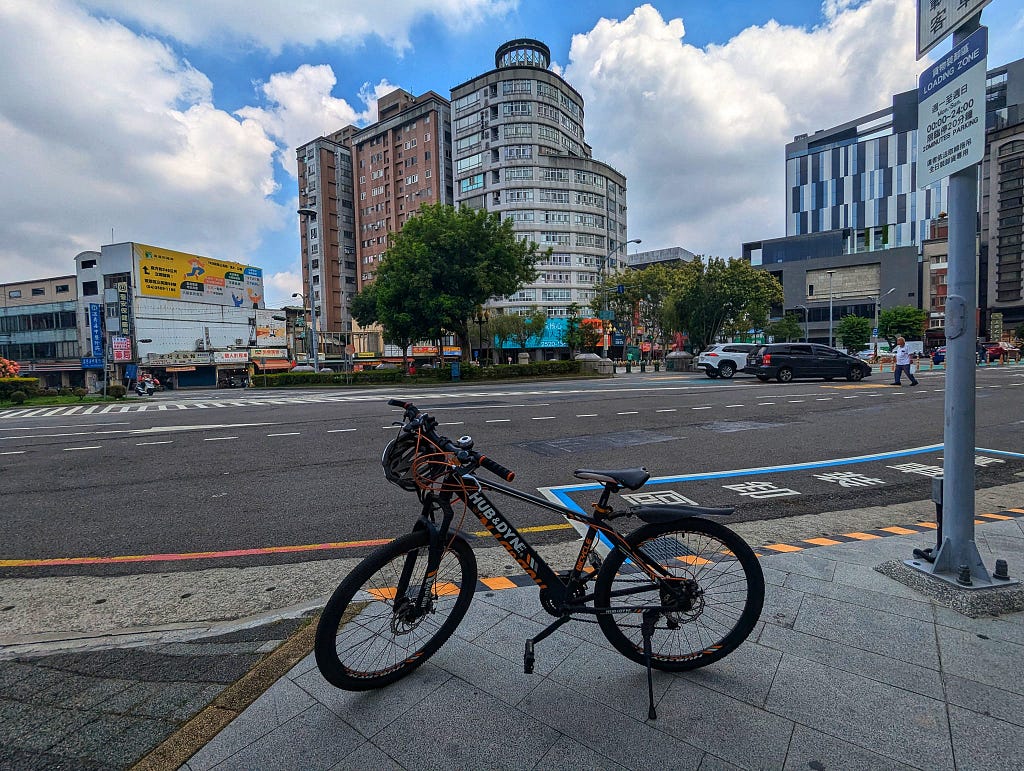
[31, 288, 44, 296]
[506, 189, 534, 202]
[82, 281, 98, 296]
[505, 145, 532, 160]
[55, 284, 70, 293]
[459, 173, 485, 193]
[81, 259, 97, 268]
[502, 102, 532, 117]
[8, 290, 21, 298]
[506, 167, 534, 180]
[456, 153, 483, 173]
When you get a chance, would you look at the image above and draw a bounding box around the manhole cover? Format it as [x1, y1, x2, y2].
[700, 421, 784, 433]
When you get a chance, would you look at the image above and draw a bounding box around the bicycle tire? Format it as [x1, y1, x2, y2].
[594, 517, 764, 672]
[315, 529, 477, 690]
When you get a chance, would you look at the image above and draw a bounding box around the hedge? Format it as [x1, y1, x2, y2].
[0, 377, 40, 400]
[252, 360, 583, 388]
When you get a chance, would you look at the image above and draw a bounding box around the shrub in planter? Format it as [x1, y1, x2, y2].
[10, 390, 27, 404]
[73, 387, 89, 400]
[108, 384, 127, 399]
[43, 388, 60, 397]
[58, 387, 75, 397]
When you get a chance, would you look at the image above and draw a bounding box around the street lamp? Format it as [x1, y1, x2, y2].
[826, 270, 835, 348]
[291, 292, 312, 364]
[297, 208, 320, 372]
[601, 238, 642, 359]
[474, 307, 490, 364]
[794, 305, 809, 342]
[868, 287, 896, 350]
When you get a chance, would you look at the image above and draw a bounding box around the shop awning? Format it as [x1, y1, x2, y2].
[254, 359, 292, 370]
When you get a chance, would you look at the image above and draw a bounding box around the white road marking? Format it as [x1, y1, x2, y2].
[757, 402, 776, 406]
[136, 440, 173, 446]
[576, 414, 598, 417]
[438, 422, 464, 426]
[204, 436, 238, 441]
[267, 432, 301, 437]
[617, 411, 639, 415]
[532, 416, 556, 420]
[327, 428, 357, 432]
[788, 400, 804, 403]
[692, 406, 712, 410]
[725, 404, 744, 408]
[1, 450, 26, 455]
[655, 409, 676, 413]
[486, 419, 512, 423]
[815, 398, 831, 401]
[64, 446, 101, 451]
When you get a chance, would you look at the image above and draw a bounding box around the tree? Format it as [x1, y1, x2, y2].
[765, 313, 803, 343]
[835, 315, 871, 352]
[507, 307, 547, 358]
[366, 203, 544, 361]
[350, 276, 420, 370]
[877, 305, 928, 348]
[562, 303, 601, 356]
[595, 264, 674, 357]
[488, 313, 520, 364]
[663, 258, 783, 353]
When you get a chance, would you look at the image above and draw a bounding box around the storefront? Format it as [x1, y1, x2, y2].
[142, 351, 216, 388]
[250, 348, 292, 380]
[214, 350, 251, 387]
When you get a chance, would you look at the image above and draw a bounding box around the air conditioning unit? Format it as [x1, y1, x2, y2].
[235, 338, 244, 346]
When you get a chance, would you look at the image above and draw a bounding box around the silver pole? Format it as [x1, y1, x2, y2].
[827, 270, 835, 347]
[923, 15, 992, 585]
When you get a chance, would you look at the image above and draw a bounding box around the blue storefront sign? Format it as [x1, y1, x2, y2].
[89, 303, 104, 357]
[80, 356, 104, 369]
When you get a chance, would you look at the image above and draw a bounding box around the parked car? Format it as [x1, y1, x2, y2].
[744, 343, 872, 383]
[984, 342, 1008, 362]
[696, 343, 757, 379]
[931, 347, 946, 365]
[375, 362, 401, 369]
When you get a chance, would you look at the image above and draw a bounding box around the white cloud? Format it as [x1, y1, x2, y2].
[237, 67, 396, 178]
[564, 0, 921, 259]
[80, 0, 518, 54]
[264, 270, 304, 309]
[0, 0, 285, 282]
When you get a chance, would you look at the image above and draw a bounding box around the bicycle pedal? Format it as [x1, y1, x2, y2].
[524, 641, 535, 674]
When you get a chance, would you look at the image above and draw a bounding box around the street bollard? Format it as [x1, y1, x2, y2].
[625, 362, 632, 373]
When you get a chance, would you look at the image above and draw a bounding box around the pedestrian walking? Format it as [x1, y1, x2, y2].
[892, 336, 918, 386]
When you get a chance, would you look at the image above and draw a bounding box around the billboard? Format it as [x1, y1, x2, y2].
[134, 243, 264, 308]
[255, 309, 287, 346]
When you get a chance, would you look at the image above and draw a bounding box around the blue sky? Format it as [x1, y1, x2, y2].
[1, 1, 1021, 309]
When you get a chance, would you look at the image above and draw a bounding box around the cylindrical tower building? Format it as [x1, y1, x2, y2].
[450, 39, 630, 319]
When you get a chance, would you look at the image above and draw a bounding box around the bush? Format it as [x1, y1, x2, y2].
[58, 387, 74, 397]
[10, 390, 27, 404]
[42, 388, 60, 397]
[73, 387, 89, 400]
[108, 384, 127, 399]
[0, 377, 40, 399]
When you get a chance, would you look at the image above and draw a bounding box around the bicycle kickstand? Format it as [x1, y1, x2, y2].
[641, 609, 659, 720]
[524, 616, 570, 674]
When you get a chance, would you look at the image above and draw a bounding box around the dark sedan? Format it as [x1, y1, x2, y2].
[744, 343, 873, 383]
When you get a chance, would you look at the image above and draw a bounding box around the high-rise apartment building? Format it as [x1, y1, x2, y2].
[450, 39, 629, 318]
[349, 90, 453, 287]
[296, 128, 357, 351]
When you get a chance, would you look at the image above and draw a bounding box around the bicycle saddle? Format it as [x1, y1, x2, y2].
[573, 467, 650, 490]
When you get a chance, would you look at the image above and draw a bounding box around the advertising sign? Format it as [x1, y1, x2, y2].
[255, 309, 287, 346]
[80, 356, 104, 369]
[917, 0, 991, 59]
[213, 351, 250, 363]
[111, 336, 132, 361]
[251, 348, 287, 359]
[412, 345, 438, 355]
[116, 282, 132, 335]
[442, 346, 462, 357]
[917, 26, 987, 188]
[88, 303, 104, 358]
[134, 243, 264, 308]
[145, 351, 212, 366]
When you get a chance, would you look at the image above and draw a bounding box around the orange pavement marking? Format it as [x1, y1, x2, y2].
[979, 513, 1012, 520]
[368, 587, 398, 600]
[481, 576, 518, 590]
[1010, 509, 1024, 514]
[763, 543, 803, 553]
[804, 537, 842, 546]
[844, 532, 881, 540]
[916, 522, 939, 529]
[880, 526, 918, 535]
[675, 555, 712, 565]
[0, 537, 395, 569]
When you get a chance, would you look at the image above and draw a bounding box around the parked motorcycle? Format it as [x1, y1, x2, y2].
[134, 379, 156, 396]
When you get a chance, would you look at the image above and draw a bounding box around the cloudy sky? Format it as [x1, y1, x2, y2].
[1, 0, 1020, 307]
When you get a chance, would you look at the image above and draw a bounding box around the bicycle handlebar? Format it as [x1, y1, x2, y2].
[389, 398, 515, 482]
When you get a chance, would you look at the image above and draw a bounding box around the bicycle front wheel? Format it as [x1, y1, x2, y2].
[315, 530, 477, 690]
[595, 518, 764, 672]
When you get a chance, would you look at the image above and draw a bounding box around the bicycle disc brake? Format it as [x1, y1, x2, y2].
[659, 578, 702, 627]
[390, 592, 433, 635]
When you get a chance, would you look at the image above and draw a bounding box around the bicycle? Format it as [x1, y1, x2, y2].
[315, 399, 765, 719]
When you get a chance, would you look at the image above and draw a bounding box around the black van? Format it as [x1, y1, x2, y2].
[744, 343, 873, 383]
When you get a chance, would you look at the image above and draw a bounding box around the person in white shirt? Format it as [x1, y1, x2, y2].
[892, 336, 918, 386]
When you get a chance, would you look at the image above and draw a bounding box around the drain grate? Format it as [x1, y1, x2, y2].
[519, 430, 678, 457]
[699, 420, 785, 433]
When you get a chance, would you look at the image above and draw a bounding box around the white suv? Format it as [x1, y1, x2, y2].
[697, 343, 757, 379]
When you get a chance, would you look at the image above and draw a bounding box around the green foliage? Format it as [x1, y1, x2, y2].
[0, 377, 39, 399]
[108, 384, 127, 399]
[835, 315, 871, 352]
[663, 258, 783, 353]
[508, 306, 547, 349]
[357, 203, 546, 360]
[765, 313, 804, 343]
[42, 388, 60, 397]
[250, 360, 584, 388]
[595, 263, 675, 352]
[10, 390, 26, 404]
[561, 303, 602, 355]
[73, 387, 89, 400]
[877, 306, 928, 347]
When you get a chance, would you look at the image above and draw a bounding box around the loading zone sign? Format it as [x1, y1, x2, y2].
[916, 26, 987, 189]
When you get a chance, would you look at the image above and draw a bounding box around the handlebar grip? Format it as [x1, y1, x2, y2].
[480, 455, 515, 482]
[388, 399, 419, 416]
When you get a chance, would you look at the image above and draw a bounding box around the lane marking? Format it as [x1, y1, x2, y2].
[486, 419, 512, 423]
[136, 441, 173, 446]
[267, 432, 301, 437]
[63, 446, 101, 451]
[204, 436, 238, 441]
[617, 411, 639, 415]
[327, 428, 357, 432]
[576, 414, 598, 417]
[655, 409, 676, 413]
[692, 406, 712, 410]
[1, 450, 26, 455]
[531, 416, 556, 420]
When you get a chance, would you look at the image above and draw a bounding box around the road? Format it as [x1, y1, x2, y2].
[2, 367, 1023, 581]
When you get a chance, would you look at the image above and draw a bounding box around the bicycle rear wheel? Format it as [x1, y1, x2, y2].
[315, 530, 477, 690]
[595, 518, 764, 672]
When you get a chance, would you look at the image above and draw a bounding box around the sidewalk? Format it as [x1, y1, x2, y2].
[177, 516, 1024, 771]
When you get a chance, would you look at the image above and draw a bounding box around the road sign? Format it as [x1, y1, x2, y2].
[916, 26, 987, 189]
[917, 0, 991, 59]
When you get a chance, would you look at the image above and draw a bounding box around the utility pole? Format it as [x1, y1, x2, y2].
[826, 270, 835, 348]
[297, 208, 320, 372]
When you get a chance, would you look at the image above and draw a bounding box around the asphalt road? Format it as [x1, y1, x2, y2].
[3, 366, 1023, 578]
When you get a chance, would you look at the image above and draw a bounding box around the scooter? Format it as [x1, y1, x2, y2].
[135, 380, 155, 396]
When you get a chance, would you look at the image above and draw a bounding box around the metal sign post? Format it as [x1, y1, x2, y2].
[906, 11, 1010, 588]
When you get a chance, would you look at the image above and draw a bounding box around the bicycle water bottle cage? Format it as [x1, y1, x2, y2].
[573, 467, 650, 490]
